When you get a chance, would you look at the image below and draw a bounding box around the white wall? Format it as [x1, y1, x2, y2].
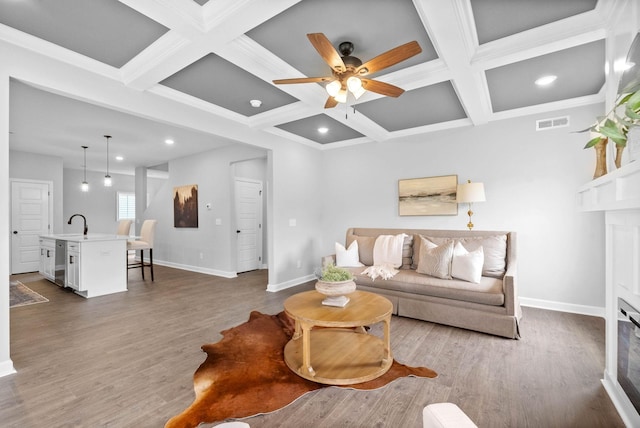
[320, 104, 607, 313]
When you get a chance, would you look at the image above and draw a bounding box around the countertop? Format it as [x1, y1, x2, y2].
[41, 233, 131, 242]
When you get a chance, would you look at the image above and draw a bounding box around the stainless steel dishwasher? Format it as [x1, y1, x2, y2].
[54, 240, 66, 287]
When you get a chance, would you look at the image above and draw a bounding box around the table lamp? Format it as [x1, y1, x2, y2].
[456, 180, 486, 230]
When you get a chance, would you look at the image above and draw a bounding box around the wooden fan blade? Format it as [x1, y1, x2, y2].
[356, 41, 422, 76]
[273, 77, 332, 85]
[324, 96, 338, 108]
[307, 33, 346, 72]
[361, 78, 405, 97]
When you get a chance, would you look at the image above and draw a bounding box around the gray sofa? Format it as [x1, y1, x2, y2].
[328, 227, 521, 339]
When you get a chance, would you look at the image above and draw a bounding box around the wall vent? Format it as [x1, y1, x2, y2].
[536, 116, 570, 131]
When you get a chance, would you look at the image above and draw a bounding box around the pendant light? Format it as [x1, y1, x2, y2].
[81, 145, 89, 192]
[103, 135, 112, 187]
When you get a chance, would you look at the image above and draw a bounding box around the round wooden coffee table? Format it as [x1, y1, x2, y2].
[283, 290, 393, 385]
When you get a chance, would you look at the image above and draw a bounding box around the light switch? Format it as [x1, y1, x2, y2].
[215, 218, 222, 225]
[289, 218, 296, 227]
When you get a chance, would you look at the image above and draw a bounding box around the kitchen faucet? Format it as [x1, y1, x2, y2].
[68, 214, 88, 236]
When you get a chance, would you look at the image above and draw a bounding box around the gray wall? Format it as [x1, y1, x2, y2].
[62, 168, 164, 235]
[143, 143, 269, 276]
[319, 103, 606, 312]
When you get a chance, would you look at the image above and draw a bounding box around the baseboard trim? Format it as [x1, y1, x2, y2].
[0, 359, 16, 378]
[152, 260, 237, 279]
[267, 274, 315, 292]
[520, 297, 604, 318]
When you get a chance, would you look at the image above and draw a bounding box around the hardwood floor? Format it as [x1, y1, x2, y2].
[2, 267, 624, 427]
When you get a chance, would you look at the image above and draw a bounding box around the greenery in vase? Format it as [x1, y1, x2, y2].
[583, 82, 640, 149]
[318, 264, 353, 282]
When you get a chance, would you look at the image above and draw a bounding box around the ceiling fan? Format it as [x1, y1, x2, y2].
[273, 33, 422, 108]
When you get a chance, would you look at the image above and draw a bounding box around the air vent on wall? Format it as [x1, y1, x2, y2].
[536, 116, 570, 131]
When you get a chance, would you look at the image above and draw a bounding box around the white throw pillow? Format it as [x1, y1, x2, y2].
[335, 241, 364, 267]
[416, 236, 453, 279]
[451, 242, 484, 284]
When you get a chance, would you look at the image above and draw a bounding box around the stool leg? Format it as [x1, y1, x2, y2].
[150, 248, 154, 281]
[140, 249, 145, 280]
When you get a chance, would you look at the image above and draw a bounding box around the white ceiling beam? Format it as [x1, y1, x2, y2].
[414, 0, 493, 126]
[472, 11, 606, 70]
[121, 0, 301, 91]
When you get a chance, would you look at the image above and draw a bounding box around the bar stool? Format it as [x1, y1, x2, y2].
[127, 219, 157, 281]
[117, 219, 132, 236]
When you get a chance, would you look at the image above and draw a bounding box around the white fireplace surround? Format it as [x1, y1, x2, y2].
[578, 160, 640, 427]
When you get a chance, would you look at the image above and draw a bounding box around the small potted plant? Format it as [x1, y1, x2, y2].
[315, 263, 356, 307]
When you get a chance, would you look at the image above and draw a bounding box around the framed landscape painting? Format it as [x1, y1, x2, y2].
[174, 184, 198, 228]
[398, 175, 458, 216]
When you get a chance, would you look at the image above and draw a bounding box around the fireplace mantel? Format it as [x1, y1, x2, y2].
[578, 161, 640, 427]
[577, 160, 640, 212]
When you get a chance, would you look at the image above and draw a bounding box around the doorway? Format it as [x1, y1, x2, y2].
[10, 179, 52, 274]
[234, 178, 263, 273]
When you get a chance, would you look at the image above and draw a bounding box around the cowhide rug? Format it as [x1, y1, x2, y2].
[165, 310, 437, 428]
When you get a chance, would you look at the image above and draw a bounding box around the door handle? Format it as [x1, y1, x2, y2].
[12, 231, 17, 234]
[236, 230, 241, 234]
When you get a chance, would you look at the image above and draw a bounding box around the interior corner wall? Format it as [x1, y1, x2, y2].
[0, 72, 14, 377]
[320, 103, 607, 310]
[268, 138, 323, 288]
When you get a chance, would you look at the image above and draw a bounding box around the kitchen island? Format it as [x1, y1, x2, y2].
[39, 233, 129, 298]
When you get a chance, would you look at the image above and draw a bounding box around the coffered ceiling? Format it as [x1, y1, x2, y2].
[0, 0, 618, 174]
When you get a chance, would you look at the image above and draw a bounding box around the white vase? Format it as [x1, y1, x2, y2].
[315, 279, 356, 307]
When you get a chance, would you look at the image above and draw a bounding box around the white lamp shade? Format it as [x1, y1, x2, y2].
[346, 76, 362, 92]
[334, 89, 347, 103]
[326, 80, 341, 97]
[104, 175, 112, 187]
[456, 182, 485, 203]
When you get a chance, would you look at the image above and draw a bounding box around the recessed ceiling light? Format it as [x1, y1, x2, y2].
[250, 99, 262, 108]
[165, 139, 174, 145]
[535, 75, 557, 86]
[115, 155, 123, 161]
[318, 127, 329, 134]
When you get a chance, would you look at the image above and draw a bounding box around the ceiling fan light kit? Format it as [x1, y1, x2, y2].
[273, 33, 421, 109]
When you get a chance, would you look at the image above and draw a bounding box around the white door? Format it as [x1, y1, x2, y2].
[11, 180, 51, 274]
[235, 178, 263, 273]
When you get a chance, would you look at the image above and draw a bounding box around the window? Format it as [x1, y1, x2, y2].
[117, 192, 135, 220]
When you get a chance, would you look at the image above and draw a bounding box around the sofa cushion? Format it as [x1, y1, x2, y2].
[451, 242, 483, 283]
[414, 234, 507, 278]
[335, 241, 364, 267]
[416, 236, 453, 279]
[348, 234, 413, 269]
[347, 235, 375, 266]
[349, 268, 505, 306]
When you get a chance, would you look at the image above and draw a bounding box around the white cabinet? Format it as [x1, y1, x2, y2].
[39, 237, 55, 281]
[66, 242, 80, 291]
[39, 234, 128, 298]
